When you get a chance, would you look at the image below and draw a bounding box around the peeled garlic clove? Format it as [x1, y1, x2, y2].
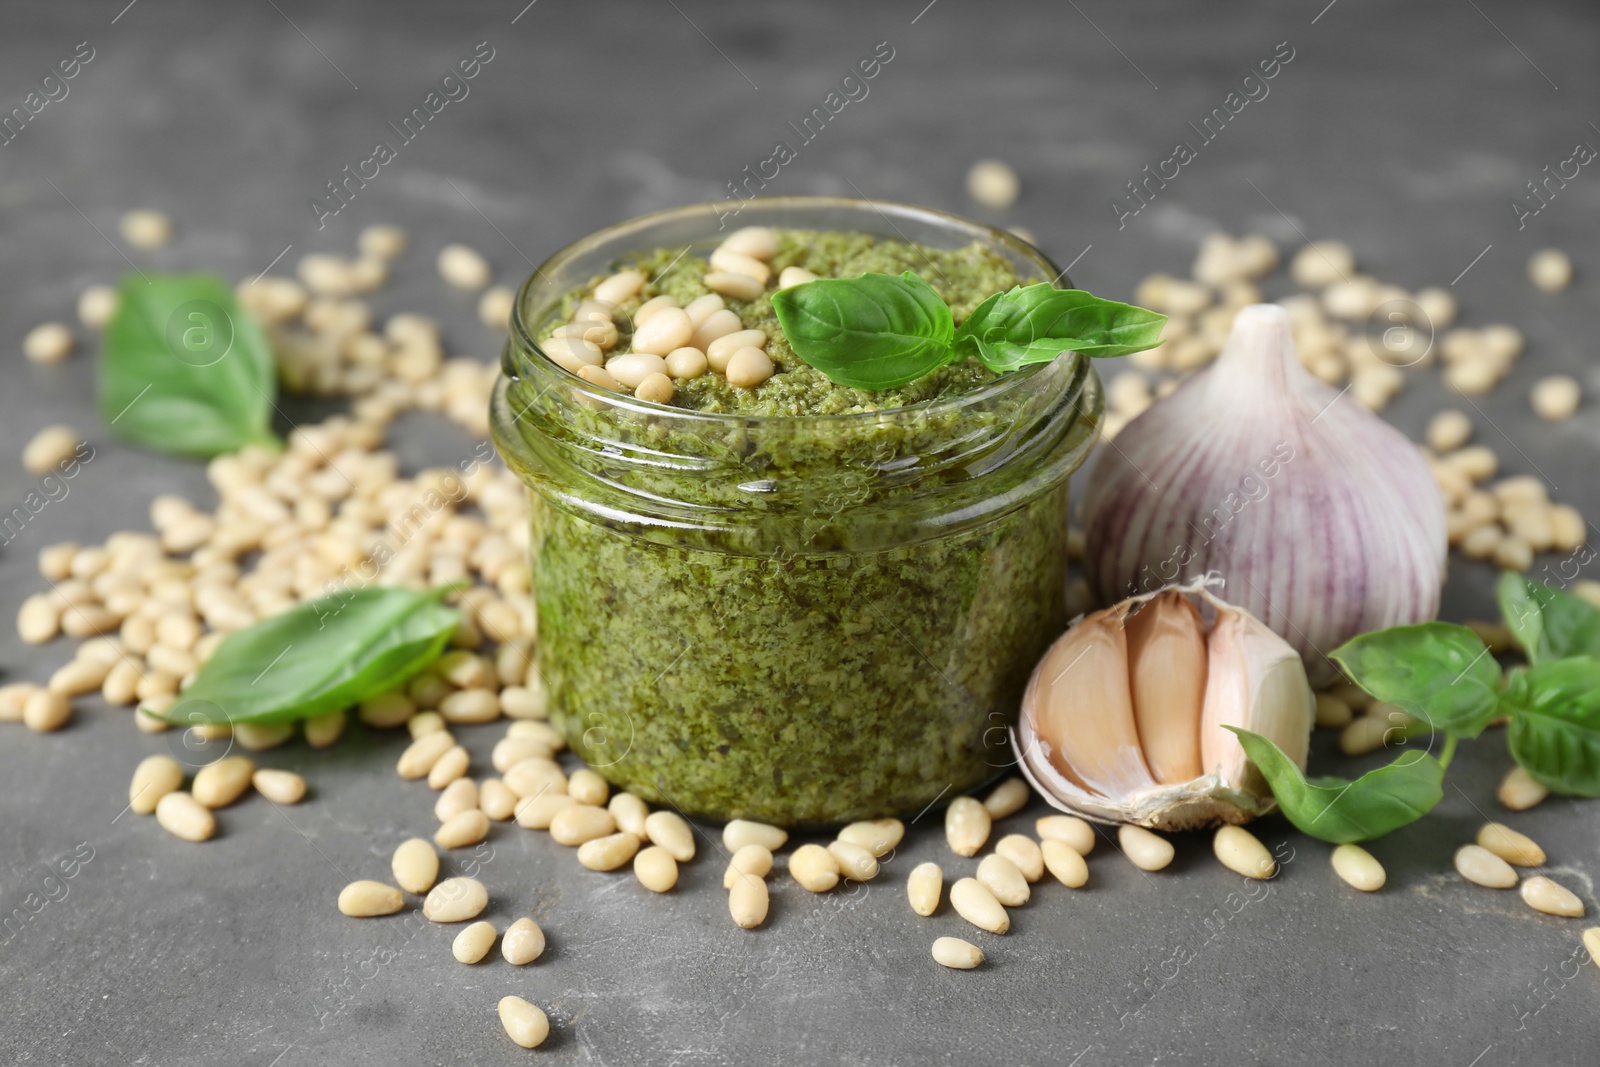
[1021, 604, 1156, 798]
[1015, 581, 1314, 831]
[1081, 304, 1446, 687]
[1125, 591, 1206, 784]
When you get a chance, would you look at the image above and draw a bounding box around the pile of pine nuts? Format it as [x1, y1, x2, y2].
[544, 225, 800, 405]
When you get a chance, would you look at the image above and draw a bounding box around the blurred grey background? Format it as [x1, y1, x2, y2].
[2, 2, 1597, 1065]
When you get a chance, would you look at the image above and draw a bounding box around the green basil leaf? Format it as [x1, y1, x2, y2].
[100, 274, 279, 458]
[150, 587, 460, 726]
[952, 282, 1167, 372]
[1330, 622, 1501, 738]
[1497, 572, 1600, 664]
[1227, 727, 1445, 843]
[1503, 658, 1600, 796]
[770, 271, 955, 389]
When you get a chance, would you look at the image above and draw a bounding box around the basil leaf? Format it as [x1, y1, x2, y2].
[1228, 727, 1445, 843]
[1330, 622, 1501, 738]
[952, 283, 1168, 372]
[150, 587, 460, 726]
[101, 274, 279, 458]
[770, 270, 955, 390]
[1497, 572, 1600, 664]
[1503, 658, 1600, 796]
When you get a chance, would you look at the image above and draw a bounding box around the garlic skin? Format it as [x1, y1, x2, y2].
[1013, 582, 1314, 830]
[1082, 304, 1446, 686]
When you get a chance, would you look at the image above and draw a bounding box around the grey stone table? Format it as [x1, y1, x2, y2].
[3, 1, 1598, 1064]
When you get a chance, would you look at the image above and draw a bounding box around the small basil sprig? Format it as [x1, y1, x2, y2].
[770, 271, 1166, 390]
[1228, 728, 1447, 844]
[101, 274, 279, 458]
[1237, 579, 1600, 843]
[148, 586, 461, 727]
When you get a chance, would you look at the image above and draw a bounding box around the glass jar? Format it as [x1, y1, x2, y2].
[490, 197, 1101, 826]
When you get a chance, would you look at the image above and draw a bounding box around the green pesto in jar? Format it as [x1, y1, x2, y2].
[498, 222, 1097, 826]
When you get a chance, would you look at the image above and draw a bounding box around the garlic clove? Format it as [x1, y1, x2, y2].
[1125, 591, 1206, 784]
[1022, 604, 1156, 798]
[1198, 604, 1314, 795]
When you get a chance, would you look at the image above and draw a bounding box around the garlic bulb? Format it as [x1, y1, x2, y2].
[1082, 304, 1446, 686]
[1014, 582, 1313, 830]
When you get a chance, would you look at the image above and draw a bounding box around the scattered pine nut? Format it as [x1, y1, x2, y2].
[1426, 410, 1473, 452]
[130, 756, 185, 815]
[422, 876, 488, 922]
[22, 425, 82, 475]
[1530, 375, 1581, 422]
[907, 862, 943, 916]
[504, 757, 566, 799]
[1041, 839, 1089, 889]
[1213, 826, 1275, 880]
[514, 792, 575, 830]
[360, 691, 416, 729]
[723, 844, 774, 889]
[836, 819, 905, 858]
[827, 841, 880, 882]
[719, 227, 778, 261]
[950, 876, 1009, 934]
[1521, 876, 1584, 917]
[23, 322, 73, 364]
[1035, 815, 1095, 856]
[993, 835, 1044, 882]
[392, 837, 440, 895]
[976, 853, 1029, 906]
[549, 804, 615, 846]
[634, 845, 679, 892]
[1582, 927, 1600, 963]
[966, 159, 1020, 209]
[932, 936, 985, 970]
[23, 689, 72, 732]
[608, 792, 649, 837]
[1330, 843, 1385, 891]
[427, 744, 471, 789]
[568, 767, 610, 807]
[983, 777, 1030, 819]
[1498, 766, 1549, 811]
[397, 731, 456, 779]
[1339, 714, 1392, 757]
[453, 921, 497, 964]
[498, 996, 550, 1049]
[120, 209, 172, 249]
[723, 819, 786, 853]
[77, 286, 118, 330]
[478, 286, 515, 330]
[192, 755, 255, 809]
[945, 796, 991, 857]
[1476, 823, 1546, 867]
[234, 722, 294, 751]
[1454, 844, 1518, 888]
[1314, 692, 1354, 730]
[435, 809, 491, 849]
[1118, 825, 1175, 872]
[339, 880, 404, 917]
[578, 831, 641, 871]
[155, 791, 215, 843]
[723, 347, 774, 390]
[480, 778, 517, 821]
[501, 917, 546, 964]
[729, 874, 769, 929]
[790, 843, 841, 893]
[1527, 248, 1573, 292]
[704, 271, 763, 301]
[252, 769, 306, 805]
[593, 269, 645, 305]
[435, 778, 479, 822]
[437, 244, 491, 291]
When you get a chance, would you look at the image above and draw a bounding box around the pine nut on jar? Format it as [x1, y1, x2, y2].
[490, 197, 1102, 827]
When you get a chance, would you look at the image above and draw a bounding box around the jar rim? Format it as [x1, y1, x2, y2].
[506, 195, 1077, 428]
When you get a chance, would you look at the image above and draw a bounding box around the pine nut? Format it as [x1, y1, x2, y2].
[480, 779, 517, 821]
[645, 810, 696, 862]
[49, 658, 108, 697]
[0, 683, 37, 722]
[665, 346, 709, 380]
[409, 707, 448, 736]
[397, 731, 456, 779]
[777, 266, 817, 290]
[1041, 839, 1089, 888]
[724, 347, 774, 390]
[436, 808, 491, 850]
[945, 797, 992, 857]
[605, 353, 669, 389]
[130, 755, 184, 814]
[479, 286, 515, 329]
[829, 840, 881, 882]
[544, 335, 604, 373]
[422, 877, 488, 922]
[976, 853, 1030, 906]
[568, 768, 610, 807]
[233, 721, 294, 751]
[1498, 766, 1549, 811]
[634, 845, 679, 892]
[1119, 826, 1176, 872]
[17, 594, 60, 644]
[304, 709, 346, 749]
[359, 223, 407, 261]
[392, 838, 439, 894]
[578, 831, 640, 871]
[492, 736, 553, 772]
[550, 804, 615, 846]
[507, 720, 565, 750]
[1314, 692, 1354, 730]
[608, 792, 650, 837]
[983, 777, 1030, 819]
[704, 271, 764, 301]
[723, 819, 786, 853]
[708, 247, 771, 284]
[1521, 876, 1584, 917]
[836, 819, 905, 858]
[76, 287, 117, 329]
[950, 876, 1009, 934]
[1527, 248, 1573, 293]
[907, 862, 943, 916]
[156, 792, 216, 842]
[633, 294, 678, 325]
[515, 792, 575, 830]
[253, 769, 306, 805]
[790, 844, 841, 892]
[706, 329, 767, 371]
[1477, 822, 1546, 867]
[682, 294, 725, 327]
[690, 308, 742, 350]
[1583, 927, 1600, 963]
[360, 691, 415, 728]
[339, 880, 404, 917]
[723, 844, 775, 888]
[426, 745, 470, 790]
[634, 371, 675, 404]
[453, 921, 497, 963]
[502, 916, 547, 964]
[193, 755, 255, 808]
[1330, 843, 1385, 891]
[719, 226, 778, 261]
[439, 689, 499, 725]
[23, 424, 84, 475]
[437, 244, 491, 290]
[24, 322, 74, 364]
[120, 209, 172, 249]
[932, 936, 985, 970]
[23, 689, 72, 732]
[967, 159, 1020, 208]
[729, 874, 769, 929]
[1036, 815, 1096, 855]
[498, 996, 550, 1049]
[505, 757, 567, 799]
[631, 307, 695, 357]
[593, 269, 645, 305]
[1455, 844, 1518, 888]
[1214, 826, 1275, 879]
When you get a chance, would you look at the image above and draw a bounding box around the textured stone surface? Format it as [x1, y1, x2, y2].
[2, 1, 1597, 1064]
